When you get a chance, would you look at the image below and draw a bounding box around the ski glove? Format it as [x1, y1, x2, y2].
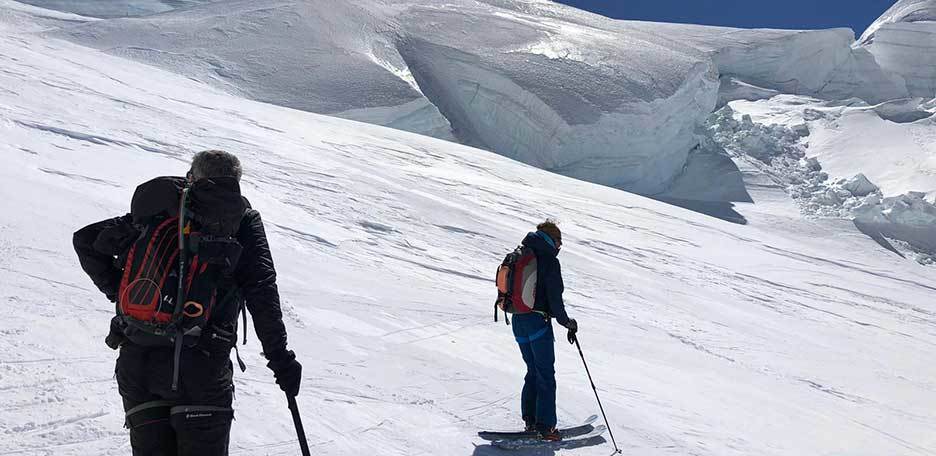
[565, 319, 578, 344]
[267, 349, 302, 397]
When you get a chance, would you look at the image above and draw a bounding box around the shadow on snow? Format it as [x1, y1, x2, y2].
[470, 436, 608, 455]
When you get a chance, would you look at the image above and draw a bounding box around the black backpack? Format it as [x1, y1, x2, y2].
[111, 176, 246, 390]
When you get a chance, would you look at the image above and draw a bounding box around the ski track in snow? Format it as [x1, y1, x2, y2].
[0, 7, 934, 456]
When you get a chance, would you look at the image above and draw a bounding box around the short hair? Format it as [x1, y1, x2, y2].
[537, 219, 561, 244]
[190, 150, 242, 181]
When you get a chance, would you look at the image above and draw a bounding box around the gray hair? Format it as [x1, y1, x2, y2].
[190, 150, 242, 181]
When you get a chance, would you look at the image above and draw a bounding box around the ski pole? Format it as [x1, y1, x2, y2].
[287, 394, 311, 456]
[574, 337, 622, 454]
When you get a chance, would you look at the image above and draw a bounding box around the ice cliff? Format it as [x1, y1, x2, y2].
[859, 0, 936, 98]
[51, 0, 720, 193]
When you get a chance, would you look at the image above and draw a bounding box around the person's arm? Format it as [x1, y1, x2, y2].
[546, 260, 571, 327]
[73, 215, 135, 302]
[235, 210, 302, 396]
[235, 210, 289, 357]
[546, 260, 579, 343]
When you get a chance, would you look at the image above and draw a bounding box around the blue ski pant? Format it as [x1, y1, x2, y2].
[511, 313, 556, 429]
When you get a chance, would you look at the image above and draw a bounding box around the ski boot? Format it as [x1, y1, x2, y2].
[538, 426, 562, 442]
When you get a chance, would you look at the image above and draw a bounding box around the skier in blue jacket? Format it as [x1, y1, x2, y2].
[514, 220, 578, 441]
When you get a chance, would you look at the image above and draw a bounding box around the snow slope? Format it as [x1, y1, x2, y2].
[50, 0, 453, 136]
[0, 0, 92, 32]
[14, 0, 214, 18]
[2, 10, 936, 456]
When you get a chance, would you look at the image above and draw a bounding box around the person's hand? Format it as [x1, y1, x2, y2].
[565, 319, 578, 344]
[267, 349, 302, 397]
[105, 316, 127, 350]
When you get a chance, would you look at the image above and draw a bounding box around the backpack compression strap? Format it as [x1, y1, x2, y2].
[171, 187, 190, 392]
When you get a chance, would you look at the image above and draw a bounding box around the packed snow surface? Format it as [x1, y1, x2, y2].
[2, 8, 936, 456]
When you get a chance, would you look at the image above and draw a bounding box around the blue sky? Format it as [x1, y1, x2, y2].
[556, 0, 897, 37]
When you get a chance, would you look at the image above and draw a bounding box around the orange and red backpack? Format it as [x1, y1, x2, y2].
[494, 246, 538, 324]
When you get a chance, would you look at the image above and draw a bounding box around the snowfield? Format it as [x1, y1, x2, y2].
[2, 4, 936, 456]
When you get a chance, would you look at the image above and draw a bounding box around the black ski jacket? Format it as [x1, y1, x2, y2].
[74, 208, 289, 358]
[521, 231, 571, 326]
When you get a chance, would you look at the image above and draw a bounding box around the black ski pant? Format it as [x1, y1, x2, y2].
[116, 344, 235, 456]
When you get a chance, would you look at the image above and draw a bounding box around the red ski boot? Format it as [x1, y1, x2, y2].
[539, 426, 562, 442]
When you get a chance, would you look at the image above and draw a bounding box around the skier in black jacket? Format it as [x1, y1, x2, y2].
[513, 220, 577, 441]
[73, 150, 302, 456]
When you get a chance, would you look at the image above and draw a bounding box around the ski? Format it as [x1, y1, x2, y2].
[493, 425, 607, 451]
[478, 415, 598, 441]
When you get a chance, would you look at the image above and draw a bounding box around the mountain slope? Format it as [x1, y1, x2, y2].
[1, 12, 935, 456]
[15, 0, 214, 17]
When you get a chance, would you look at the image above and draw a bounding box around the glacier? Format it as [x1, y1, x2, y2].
[43, 0, 932, 198]
[51, 0, 724, 193]
[19, 0, 935, 258]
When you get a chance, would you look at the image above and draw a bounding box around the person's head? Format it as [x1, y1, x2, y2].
[537, 219, 562, 250]
[188, 150, 242, 182]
